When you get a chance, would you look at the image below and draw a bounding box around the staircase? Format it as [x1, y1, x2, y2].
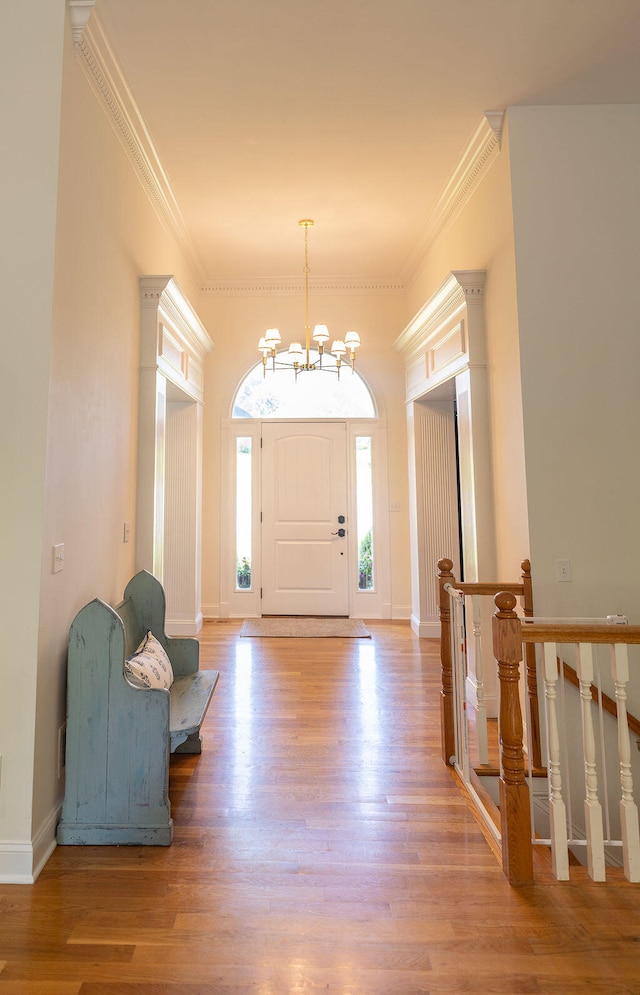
[437, 558, 640, 885]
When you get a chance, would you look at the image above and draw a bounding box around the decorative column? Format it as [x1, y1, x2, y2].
[137, 277, 214, 635]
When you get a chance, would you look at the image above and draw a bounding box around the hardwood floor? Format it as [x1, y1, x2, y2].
[2, 620, 640, 993]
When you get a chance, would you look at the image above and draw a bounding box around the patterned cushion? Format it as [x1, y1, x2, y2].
[124, 631, 174, 689]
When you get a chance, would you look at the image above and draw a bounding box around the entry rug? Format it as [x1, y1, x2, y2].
[240, 617, 371, 638]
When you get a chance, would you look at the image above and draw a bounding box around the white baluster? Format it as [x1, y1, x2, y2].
[576, 643, 606, 881]
[543, 642, 570, 880]
[611, 643, 640, 882]
[472, 595, 489, 765]
[448, 589, 469, 779]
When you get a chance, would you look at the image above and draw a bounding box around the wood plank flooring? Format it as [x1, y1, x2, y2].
[2, 620, 640, 993]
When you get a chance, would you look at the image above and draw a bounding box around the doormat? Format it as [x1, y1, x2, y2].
[240, 617, 371, 638]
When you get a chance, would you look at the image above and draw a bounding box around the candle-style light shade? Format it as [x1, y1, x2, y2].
[264, 328, 281, 348]
[344, 331, 361, 350]
[257, 222, 364, 376]
[313, 324, 330, 344]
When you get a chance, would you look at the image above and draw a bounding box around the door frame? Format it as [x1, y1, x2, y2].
[219, 413, 392, 620]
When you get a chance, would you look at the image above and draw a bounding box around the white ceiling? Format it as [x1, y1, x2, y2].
[95, 0, 640, 285]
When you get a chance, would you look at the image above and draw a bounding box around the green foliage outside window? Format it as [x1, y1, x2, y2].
[358, 528, 373, 590]
[236, 556, 251, 589]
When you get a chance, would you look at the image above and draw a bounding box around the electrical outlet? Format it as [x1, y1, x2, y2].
[58, 723, 67, 778]
[123, 522, 131, 543]
[53, 543, 65, 574]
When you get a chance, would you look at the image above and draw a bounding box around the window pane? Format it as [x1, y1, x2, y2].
[356, 437, 374, 590]
[236, 438, 252, 590]
[233, 351, 375, 418]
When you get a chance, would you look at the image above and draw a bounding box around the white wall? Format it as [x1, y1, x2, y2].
[508, 104, 640, 619]
[404, 132, 530, 584]
[0, 0, 66, 879]
[198, 290, 412, 618]
[0, 8, 205, 880]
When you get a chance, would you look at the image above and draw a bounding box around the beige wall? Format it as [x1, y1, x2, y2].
[198, 289, 411, 617]
[508, 104, 640, 618]
[1, 11, 204, 874]
[404, 128, 530, 583]
[0, 0, 66, 866]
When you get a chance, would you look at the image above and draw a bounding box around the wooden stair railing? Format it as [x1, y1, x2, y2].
[437, 558, 541, 771]
[492, 592, 535, 885]
[561, 661, 640, 738]
[494, 604, 640, 885]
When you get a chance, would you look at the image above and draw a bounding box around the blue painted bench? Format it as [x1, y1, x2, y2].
[56, 570, 219, 846]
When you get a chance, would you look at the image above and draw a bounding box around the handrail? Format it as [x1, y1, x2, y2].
[561, 661, 640, 738]
[437, 557, 541, 770]
[493, 591, 640, 885]
[521, 622, 640, 644]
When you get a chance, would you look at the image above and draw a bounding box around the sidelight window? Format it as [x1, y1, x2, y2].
[356, 436, 374, 590]
[236, 437, 252, 590]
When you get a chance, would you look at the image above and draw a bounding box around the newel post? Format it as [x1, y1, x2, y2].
[493, 592, 534, 885]
[521, 559, 542, 770]
[437, 558, 456, 767]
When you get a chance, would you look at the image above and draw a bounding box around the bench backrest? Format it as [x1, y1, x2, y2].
[115, 596, 146, 658]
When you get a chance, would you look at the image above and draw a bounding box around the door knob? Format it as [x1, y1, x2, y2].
[331, 528, 346, 537]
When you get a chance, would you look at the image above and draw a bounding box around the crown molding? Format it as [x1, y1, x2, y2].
[202, 275, 405, 297]
[140, 276, 214, 359]
[69, 5, 206, 285]
[394, 270, 486, 363]
[400, 112, 504, 286]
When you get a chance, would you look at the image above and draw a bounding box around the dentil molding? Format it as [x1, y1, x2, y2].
[202, 276, 405, 297]
[400, 114, 504, 284]
[66, 2, 501, 301]
[67, 3, 205, 285]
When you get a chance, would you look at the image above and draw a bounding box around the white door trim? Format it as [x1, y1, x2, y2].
[218, 416, 392, 620]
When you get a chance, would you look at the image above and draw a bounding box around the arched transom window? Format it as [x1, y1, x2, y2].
[232, 350, 376, 418]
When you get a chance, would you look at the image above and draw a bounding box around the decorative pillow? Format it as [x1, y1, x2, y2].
[125, 631, 174, 689]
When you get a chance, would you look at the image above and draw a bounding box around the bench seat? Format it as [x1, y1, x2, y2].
[56, 570, 219, 846]
[170, 670, 219, 752]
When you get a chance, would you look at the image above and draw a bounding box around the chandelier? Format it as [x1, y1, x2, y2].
[257, 219, 361, 379]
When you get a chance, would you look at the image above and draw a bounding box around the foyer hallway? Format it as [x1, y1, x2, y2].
[1, 621, 640, 993]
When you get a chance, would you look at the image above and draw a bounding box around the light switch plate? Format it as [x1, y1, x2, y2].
[53, 543, 65, 574]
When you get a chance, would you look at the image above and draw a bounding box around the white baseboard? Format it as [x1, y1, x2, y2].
[410, 615, 441, 638]
[202, 603, 220, 619]
[0, 806, 59, 884]
[465, 675, 497, 716]
[166, 612, 203, 636]
[391, 604, 412, 620]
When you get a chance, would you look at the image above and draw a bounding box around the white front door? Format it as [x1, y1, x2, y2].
[261, 421, 349, 615]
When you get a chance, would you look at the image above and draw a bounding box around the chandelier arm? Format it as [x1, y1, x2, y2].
[257, 219, 362, 378]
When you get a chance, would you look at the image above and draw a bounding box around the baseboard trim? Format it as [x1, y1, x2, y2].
[391, 604, 412, 620]
[0, 805, 60, 884]
[166, 613, 203, 636]
[410, 615, 441, 638]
